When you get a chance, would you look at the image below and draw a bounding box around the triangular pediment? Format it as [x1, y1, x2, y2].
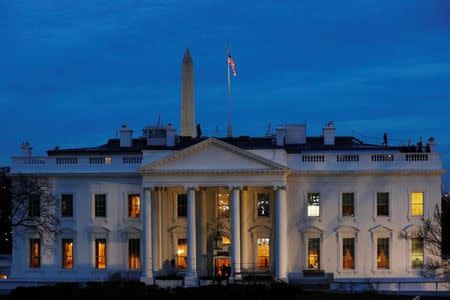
[140, 138, 289, 174]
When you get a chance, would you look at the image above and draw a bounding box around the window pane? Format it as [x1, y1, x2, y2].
[308, 238, 320, 269]
[342, 193, 354, 217]
[307, 193, 320, 217]
[377, 238, 389, 269]
[177, 238, 187, 270]
[62, 239, 73, 269]
[342, 238, 355, 269]
[218, 193, 230, 218]
[257, 193, 270, 217]
[61, 194, 73, 217]
[411, 192, 424, 217]
[177, 194, 187, 218]
[29, 194, 41, 218]
[128, 194, 140, 218]
[95, 194, 106, 218]
[377, 193, 389, 216]
[128, 239, 140, 269]
[411, 238, 424, 269]
[257, 238, 270, 271]
[29, 239, 40, 268]
[95, 239, 106, 269]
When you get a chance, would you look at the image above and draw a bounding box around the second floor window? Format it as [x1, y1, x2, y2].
[307, 193, 320, 217]
[218, 193, 230, 218]
[342, 193, 354, 217]
[411, 192, 424, 217]
[257, 193, 270, 217]
[95, 194, 106, 218]
[28, 194, 40, 218]
[61, 194, 73, 218]
[128, 194, 140, 218]
[377, 193, 389, 216]
[177, 194, 187, 218]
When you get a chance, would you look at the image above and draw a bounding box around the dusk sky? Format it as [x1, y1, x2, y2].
[1, 1, 450, 188]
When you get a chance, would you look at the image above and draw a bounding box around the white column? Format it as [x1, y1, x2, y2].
[231, 186, 241, 280]
[185, 186, 198, 286]
[152, 188, 162, 271]
[200, 188, 207, 256]
[275, 185, 287, 281]
[240, 188, 249, 272]
[140, 188, 153, 284]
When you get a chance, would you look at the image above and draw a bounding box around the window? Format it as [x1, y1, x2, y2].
[376, 193, 389, 216]
[308, 238, 320, 269]
[95, 239, 107, 269]
[95, 194, 106, 218]
[307, 193, 320, 217]
[218, 193, 230, 218]
[61, 194, 73, 218]
[342, 238, 355, 269]
[411, 238, 424, 269]
[177, 238, 187, 270]
[177, 194, 187, 218]
[62, 239, 73, 269]
[128, 194, 140, 218]
[411, 192, 424, 217]
[29, 194, 40, 218]
[128, 239, 140, 269]
[257, 238, 270, 271]
[257, 193, 270, 217]
[376, 238, 389, 269]
[105, 156, 112, 164]
[29, 239, 40, 268]
[342, 193, 354, 217]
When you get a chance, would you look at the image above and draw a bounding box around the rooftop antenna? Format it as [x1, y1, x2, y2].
[156, 114, 161, 127]
[265, 122, 272, 136]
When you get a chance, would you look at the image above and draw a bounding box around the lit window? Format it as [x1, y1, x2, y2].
[28, 194, 40, 218]
[308, 238, 320, 269]
[376, 193, 389, 216]
[177, 238, 187, 270]
[29, 239, 40, 268]
[177, 194, 187, 218]
[61, 194, 73, 218]
[257, 238, 270, 271]
[128, 239, 140, 269]
[95, 194, 106, 218]
[95, 239, 107, 269]
[411, 238, 424, 269]
[376, 238, 389, 269]
[307, 193, 320, 217]
[342, 238, 355, 269]
[105, 157, 112, 164]
[62, 239, 73, 269]
[128, 194, 140, 218]
[218, 193, 230, 218]
[411, 192, 424, 217]
[257, 193, 270, 217]
[342, 193, 354, 217]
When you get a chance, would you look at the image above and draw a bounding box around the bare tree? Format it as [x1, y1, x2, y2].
[401, 204, 450, 281]
[10, 174, 58, 249]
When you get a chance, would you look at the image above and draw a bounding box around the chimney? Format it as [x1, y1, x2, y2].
[21, 142, 32, 156]
[166, 124, 176, 147]
[322, 121, 336, 145]
[285, 124, 306, 144]
[119, 124, 133, 147]
[275, 127, 286, 146]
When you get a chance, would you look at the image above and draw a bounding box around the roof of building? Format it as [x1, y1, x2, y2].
[47, 135, 402, 156]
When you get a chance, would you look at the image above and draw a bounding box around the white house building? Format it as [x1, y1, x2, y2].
[7, 50, 446, 291]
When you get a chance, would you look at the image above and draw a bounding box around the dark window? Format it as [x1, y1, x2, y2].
[61, 194, 73, 218]
[128, 239, 140, 269]
[62, 239, 73, 269]
[95, 239, 106, 269]
[128, 194, 140, 218]
[377, 238, 389, 269]
[257, 193, 270, 217]
[29, 238, 40, 268]
[95, 194, 106, 218]
[342, 238, 355, 269]
[377, 193, 389, 216]
[342, 193, 354, 217]
[177, 194, 187, 218]
[28, 194, 40, 218]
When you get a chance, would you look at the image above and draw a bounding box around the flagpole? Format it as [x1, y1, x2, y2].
[226, 47, 232, 137]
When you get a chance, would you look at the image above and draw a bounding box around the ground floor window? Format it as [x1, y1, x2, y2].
[128, 238, 140, 269]
[342, 238, 355, 270]
[177, 238, 187, 270]
[376, 237, 389, 269]
[29, 238, 40, 268]
[62, 239, 73, 269]
[95, 239, 107, 269]
[308, 238, 320, 269]
[411, 238, 424, 269]
[257, 238, 270, 271]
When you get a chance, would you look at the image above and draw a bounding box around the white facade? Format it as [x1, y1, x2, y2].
[8, 131, 445, 290]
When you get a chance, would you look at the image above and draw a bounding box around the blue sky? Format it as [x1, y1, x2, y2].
[1, 1, 449, 188]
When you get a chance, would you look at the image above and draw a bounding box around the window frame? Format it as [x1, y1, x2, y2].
[29, 238, 41, 269]
[91, 192, 108, 221]
[28, 194, 41, 218]
[95, 238, 107, 269]
[369, 225, 392, 274]
[301, 227, 324, 271]
[372, 191, 392, 221]
[176, 238, 188, 270]
[335, 225, 359, 274]
[128, 238, 141, 270]
[176, 193, 188, 218]
[338, 192, 358, 222]
[408, 191, 425, 220]
[306, 192, 321, 218]
[256, 192, 271, 218]
[61, 193, 74, 219]
[61, 238, 74, 269]
[127, 193, 141, 219]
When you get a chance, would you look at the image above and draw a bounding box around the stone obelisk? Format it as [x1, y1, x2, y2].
[180, 48, 195, 137]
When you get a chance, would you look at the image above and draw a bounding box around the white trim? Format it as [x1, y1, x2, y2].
[369, 225, 393, 274]
[90, 192, 110, 224]
[335, 226, 359, 274]
[249, 225, 272, 272]
[123, 190, 142, 222]
[338, 191, 357, 223]
[57, 191, 77, 222]
[301, 226, 324, 271]
[372, 190, 392, 222]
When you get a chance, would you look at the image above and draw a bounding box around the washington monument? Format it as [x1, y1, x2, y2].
[180, 48, 195, 137]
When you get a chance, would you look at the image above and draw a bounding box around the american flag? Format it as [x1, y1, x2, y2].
[228, 53, 237, 76]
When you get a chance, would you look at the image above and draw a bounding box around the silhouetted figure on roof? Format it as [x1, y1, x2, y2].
[382, 132, 388, 147]
[196, 124, 202, 138]
[417, 140, 423, 152]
